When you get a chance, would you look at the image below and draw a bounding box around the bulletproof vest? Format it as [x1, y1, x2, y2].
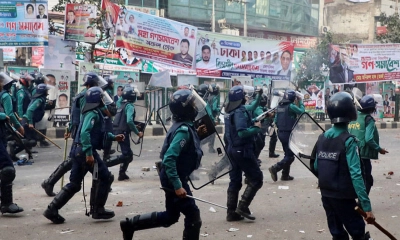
[70, 92, 86, 139]
[276, 102, 297, 132]
[223, 113, 230, 146]
[19, 88, 32, 115]
[113, 102, 131, 134]
[28, 96, 46, 123]
[227, 105, 254, 148]
[316, 132, 358, 199]
[349, 113, 379, 159]
[107, 102, 117, 116]
[159, 122, 203, 177]
[74, 109, 105, 150]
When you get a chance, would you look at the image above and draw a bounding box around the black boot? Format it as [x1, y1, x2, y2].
[120, 212, 162, 240]
[235, 185, 259, 220]
[7, 141, 19, 161]
[0, 183, 24, 214]
[207, 156, 230, 184]
[269, 151, 280, 158]
[41, 158, 73, 196]
[39, 129, 50, 147]
[118, 163, 130, 181]
[183, 211, 202, 240]
[104, 155, 124, 168]
[226, 191, 244, 222]
[281, 165, 294, 181]
[268, 164, 279, 182]
[269, 132, 279, 158]
[91, 174, 115, 219]
[43, 187, 75, 224]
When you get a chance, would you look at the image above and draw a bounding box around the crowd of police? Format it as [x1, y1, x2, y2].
[0, 70, 386, 239]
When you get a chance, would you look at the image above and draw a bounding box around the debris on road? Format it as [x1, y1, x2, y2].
[116, 201, 123, 207]
[228, 228, 239, 232]
[60, 229, 74, 234]
[317, 229, 325, 233]
[278, 186, 289, 190]
[299, 230, 305, 233]
[247, 235, 253, 238]
[142, 167, 150, 171]
[209, 207, 216, 213]
[200, 233, 209, 237]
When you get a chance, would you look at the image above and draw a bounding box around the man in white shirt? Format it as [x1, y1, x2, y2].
[277, 50, 292, 78]
[196, 45, 213, 69]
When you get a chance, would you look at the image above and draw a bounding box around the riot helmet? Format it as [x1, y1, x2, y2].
[0, 72, 15, 90]
[19, 73, 34, 87]
[82, 86, 113, 113]
[260, 94, 268, 107]
[169, 89, 203, 121]
[210, 83, 220, 95]
[102, 75, 114, 90]
[359, 95, 376, 113]
[327, 92, 357, 124]
[33, 84, 54, 98]
[33, 73, 47, 86]
[81, 72, 108, 88]
[122, 86, 139, 102]
[224, 85, 245, 113]
[283, 89, 296, 103]
[196, 84, 211, 97]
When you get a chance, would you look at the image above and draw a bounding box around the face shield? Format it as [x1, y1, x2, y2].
[102, 91, 114, 106]
[46, 85, 56, 100]
[97, 75, 108, 88]
[243, 85, 255, 99]
[9, 72, 21, 81]
[270, 89, 285, 108]
[22, 73, 34, 81]
[190, 90, 207, 113]
[0, 72, 14, 86]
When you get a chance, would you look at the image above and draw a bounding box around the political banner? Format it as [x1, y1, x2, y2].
[7, 66, 38, 75]
[32, 47, 45, 67]
[64, 4, 97, 43]
[329, 43, 400, 84]
[195, 31, 294, 79]
[301, 82, 325, 116]
[115, 9, 197, 69]
[101, 0, 120, 34]
[111, 70, 140, 101]
[78, 62, 97, 92]
[0, 0, 49, 47]
[1, 47, 16, 61]
[44, 35, 76, 74]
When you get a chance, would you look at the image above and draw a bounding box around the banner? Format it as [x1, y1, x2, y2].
[1, 47, 16, 61]
[0, 0, 49, 46]
[40, 69, 72, 127]
[115, 9, 197, 69]
[148, 70, 172, 88]
[64, 4, 97, 43]
[195, 31, 294, 79]
[78, 62, 97, 92]
[301, 82, 325, 115]
[44, 36, 76, 74]
[32, 47, 45, 67]
[329, 43, 400, 84]
[7, 66, 38, 75]
[101, 0, 120, 34]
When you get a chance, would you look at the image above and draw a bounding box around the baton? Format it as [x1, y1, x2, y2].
[31, 127, 62, 149]
[60, 128, 68, 188]
[160, 187, 227, 210]
[355, 206, 397, 240]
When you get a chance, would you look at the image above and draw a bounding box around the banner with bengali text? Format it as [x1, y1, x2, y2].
[0, 0, 48, 46]
[195, 31, 294, 79]
[115, 9, 197, 69]
[329, 43, 400, 84]
[1, 47, 16, 61]
[64, 4, 97, 43]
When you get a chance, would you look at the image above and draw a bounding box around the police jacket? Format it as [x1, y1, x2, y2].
[275, 100, 305, 132]
[17, 86, 32, 117]
[348, 112, 380, 159]
[24, 96, 46, 124]
[69, 90, 87, 139]
[113, 101, 139, 134]
[160, 122, 203, 189]
[0, 90, 21, 128]
[226, 105, 260, 148]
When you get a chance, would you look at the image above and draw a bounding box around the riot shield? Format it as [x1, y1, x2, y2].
[130, 104, 152, 157]
[156, 93, 232, 190]
[289, 112, 325, 177]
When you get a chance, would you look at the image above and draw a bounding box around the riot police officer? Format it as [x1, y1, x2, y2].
[314, 92, 375, 239]
[268, 89, 304, 181]
[16, 73, 34, 118]
[43, 87, 124, 224]
[0, 73, 24, 214]
[41, 73, 108, 197]
[120, 89, 206, 240]
[113, 86, 143, 181]
[224, 85, 263, 221]
[348, 95, 388, 195]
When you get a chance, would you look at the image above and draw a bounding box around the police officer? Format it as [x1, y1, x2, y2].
[224, 85, 263, 221]
[314, 92, 375, 240]
[0, 73, 24, 214]
[348, 95, 388, 195]
[120, 89, 206, 240]
[206, 83, 220, 152]
[43, 87, 124, 224]
[41, 73, 108, 196]
[113, 86, 143, 181]
[268, 89, 304, 181]
[16, 73, 34, 118]
[101, 76, 117, 160]
[196, 84, 216, 154]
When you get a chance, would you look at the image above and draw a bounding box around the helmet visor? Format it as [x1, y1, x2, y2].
[190, 90, 207, 113]
[102, 91, 114, 106]
[9, 72, 21, 81]
[22, 73, 34, 81]
[98, 75, 108, 88]
[0, 72, 14, 86]
[243, 85, 255, 98]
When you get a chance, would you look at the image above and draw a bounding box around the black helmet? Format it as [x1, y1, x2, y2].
[210, 83, 220, 95]
[283, 89, 296, 102]
[122, 86, 138, 102]
[102, 75, 114, 90]
[81, 72, 107, 88]
[33, 73, 46, 86]
[260, 94, 268, 107]
[327, 92, 357, 124]
[196, 84, 210, 97]
[33, 84, 53, 98]
[225, 85, 245, 113]
[169, 89, 198, 121]
[82, 87, 105, 113]
[359, 95, 376, 113]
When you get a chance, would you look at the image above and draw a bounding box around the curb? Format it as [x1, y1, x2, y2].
[46, 122, 396, 139]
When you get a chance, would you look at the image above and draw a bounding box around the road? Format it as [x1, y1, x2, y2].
[1, 129, 400, 240]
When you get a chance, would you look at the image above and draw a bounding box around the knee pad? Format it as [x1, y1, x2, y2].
[186, 210, 202, 229]
[0, 166, 16, 183]
[65, 182, 81, 194]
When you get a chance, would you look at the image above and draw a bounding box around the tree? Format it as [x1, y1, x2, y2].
[294, 32, 334, 90]
[376, 12, 400, 43]
[49, 0, 124, 63]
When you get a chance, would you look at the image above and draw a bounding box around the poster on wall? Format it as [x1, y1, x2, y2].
[196, 30, 294, 79]
[1, 47, 16, 61]
[32, 47, 45, 67]
[115, 8, 197, 69]
[41, 69, 72, 127]
[7, 66, 38, 75]
[78, 62, 96, 92]
[0, 0, 49, 47]
[44, 36, 76, 74]
[111, 70, 140, 101]
[329, 43, 400, 84]
[301, 82, 325, 115]
[64, 4, 97, 43]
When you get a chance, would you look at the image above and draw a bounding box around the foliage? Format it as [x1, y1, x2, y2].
[294, 32, 334, 90]
[376, 12, 400, 43]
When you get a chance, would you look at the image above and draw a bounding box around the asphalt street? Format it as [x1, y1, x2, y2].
[1, 129, 400, 240]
